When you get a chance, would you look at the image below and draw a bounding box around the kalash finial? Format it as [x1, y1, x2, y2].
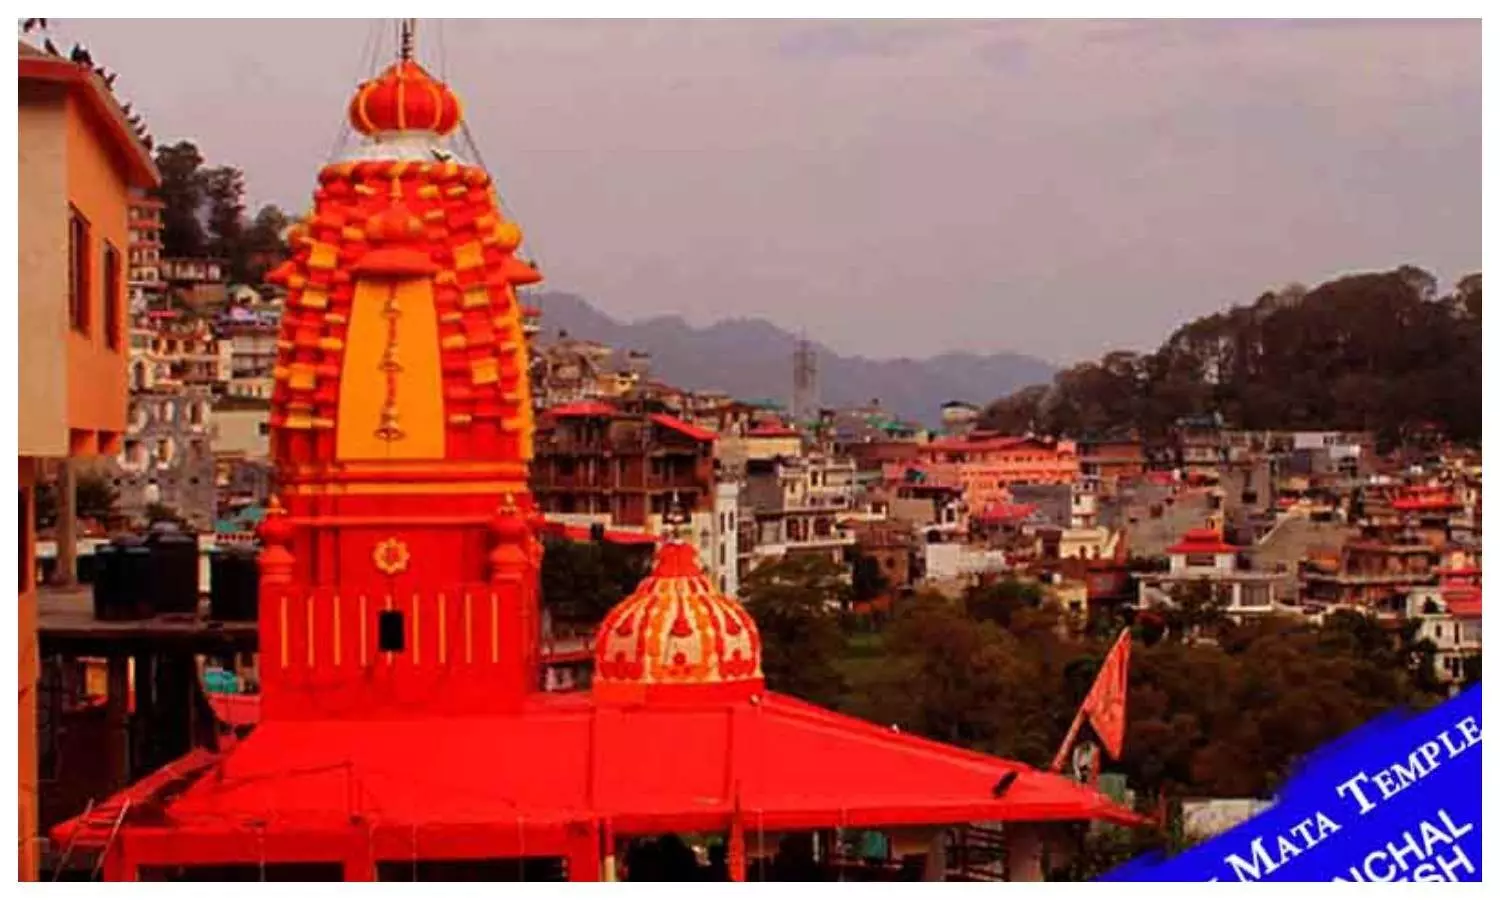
[348, 18, 462, 138]
[663, 491, 690, 543]
[399, 18, 416, 63]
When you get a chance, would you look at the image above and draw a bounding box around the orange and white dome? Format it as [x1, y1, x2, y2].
[348, 59, 463, 137]
[594, 541, 763, 701]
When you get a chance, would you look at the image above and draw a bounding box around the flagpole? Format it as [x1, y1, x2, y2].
[1049, 627, 1130, 774]
[1049, 705, 1087, 773]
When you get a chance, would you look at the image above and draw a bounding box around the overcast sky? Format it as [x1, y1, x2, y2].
[52, 19, 1480, 365]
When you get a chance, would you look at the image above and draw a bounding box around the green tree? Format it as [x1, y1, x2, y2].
[963, 576, 1044, 628]
[978, 267, 1481, 447]
[243, 204, 292, 285]
[33, 472, 119, 529]
[1160, 580, 1231, 644]
[201, 165, 248, 280]
[153, 140, 206, 258]
[539, 537, 651, 626]
[848, 550, 890, 603]
[740, 554, 849, 706]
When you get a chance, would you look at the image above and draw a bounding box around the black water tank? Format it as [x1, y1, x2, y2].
[147, 522, 199, 616]
[76, 552, 99, 585]
[92, 536, 154, 621]
[210, 547, 259, 622]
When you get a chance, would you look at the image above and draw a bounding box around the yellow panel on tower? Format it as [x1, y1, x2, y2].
[336, 277, 446, 460]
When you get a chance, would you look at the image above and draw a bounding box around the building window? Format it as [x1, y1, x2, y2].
[68, 207, 92, 334]
[103, 242, 122, 349]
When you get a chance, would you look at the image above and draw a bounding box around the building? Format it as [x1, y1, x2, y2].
[1172, 414, 1223, 484]
[159, 256, 227, 308]
[1136, 526, 1297, 622]
[129, 317, 231, 391]
[1301, 538, 1441, 610]
[212, 396, 272, 459]
[1076, 436, 1146, 497]
[848, 519, 917, 591]
[18, 39, 159, 880]
[531, 402, 717, 527]
[1008, 483, 1099, 531]
[53, 43, 1138, 880]
[740, 452, 859, 570]
[531, 334, 619, 408]
[1400, 586, 1481, 685]
[219, 317, 279, 400]
[939, 401, 981, 437]
[894, 434, 1080, 517]
[126, 193, 165, 309]
[112, 387, 218, 529]
[716, 419, 804, 470]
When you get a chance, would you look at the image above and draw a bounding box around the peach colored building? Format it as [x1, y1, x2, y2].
[18, 42, 158, 880]
[886, 435, 1080, 518]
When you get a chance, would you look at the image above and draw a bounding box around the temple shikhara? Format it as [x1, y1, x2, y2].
[53, 26, 1141, 881]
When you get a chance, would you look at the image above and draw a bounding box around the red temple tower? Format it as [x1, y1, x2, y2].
[54, 28, 1141, 882]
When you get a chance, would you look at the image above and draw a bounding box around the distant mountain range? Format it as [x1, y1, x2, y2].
[531, 292, 1056, 428]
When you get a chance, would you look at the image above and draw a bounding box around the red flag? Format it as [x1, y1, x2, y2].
[1081, 628, 1131, 760]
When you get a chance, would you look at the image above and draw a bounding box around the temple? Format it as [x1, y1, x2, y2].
[53, 29, 1141, 881]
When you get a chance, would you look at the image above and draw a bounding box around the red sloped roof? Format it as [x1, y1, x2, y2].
[747, 423, 799, 438]
[546, 401, 617, 418]
[1165, 527, 1238, 555]
[974, 503, 1038, 524]
[1444, 588, 1481, 619]
[649, 412, 717, 443]
[19, 52, 159, 189]
[207, 694, 261, 728]
[60, 692, 1142, 841]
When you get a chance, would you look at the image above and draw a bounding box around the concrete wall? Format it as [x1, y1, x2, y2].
[213, 406, 270, 458]
[63, 91, 131, 449]
[18, 85, 70, 458]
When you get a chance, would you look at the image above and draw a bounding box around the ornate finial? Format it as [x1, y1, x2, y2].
[399, 18, 416, 63]
[664, 491, 689, 542]
[257, 494, 295, 584]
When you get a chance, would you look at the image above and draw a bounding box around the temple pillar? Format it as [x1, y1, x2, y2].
[1006, 823, 1044, 882]
[130, 652, 154, 779]
[105, 655, 130, 790]
[922, 831, 947, 882]
[53, 459, 78, 587]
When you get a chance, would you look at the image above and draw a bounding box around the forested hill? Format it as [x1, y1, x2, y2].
[980, 267, 1481, 446]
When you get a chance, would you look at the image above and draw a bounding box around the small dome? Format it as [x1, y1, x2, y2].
[349, 60, 463, 137]
[594, 541, 762, 700]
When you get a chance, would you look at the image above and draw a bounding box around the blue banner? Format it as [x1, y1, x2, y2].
[1105, 686, 1481, 882]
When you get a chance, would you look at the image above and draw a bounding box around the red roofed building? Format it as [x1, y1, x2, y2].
[1402, 586, 1481, 686]
[1138, 525, 1294, 622]
[53, 28, 1139, 882]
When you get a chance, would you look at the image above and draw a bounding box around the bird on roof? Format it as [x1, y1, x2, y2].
[21, 18, 48, 33]
[69, 44, 92, 66]
[121, 101, 133, 116]
[42, 37, 59, 55]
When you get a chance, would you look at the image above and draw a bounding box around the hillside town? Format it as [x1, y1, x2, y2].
[46, 233, 1486, 683]
[16, 19, 1481, 883]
